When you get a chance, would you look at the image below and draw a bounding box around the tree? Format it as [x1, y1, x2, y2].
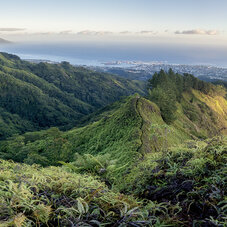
[148, 86, 177, 124]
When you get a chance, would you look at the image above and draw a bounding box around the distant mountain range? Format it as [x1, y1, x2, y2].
[0, 38, 11, 44]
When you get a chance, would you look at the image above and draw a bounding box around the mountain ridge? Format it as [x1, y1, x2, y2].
[1, 87, 226, 170]
[0, 60, 226, 226]
[0, 52, 145, 139]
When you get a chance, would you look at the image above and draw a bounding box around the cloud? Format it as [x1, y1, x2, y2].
[138, 30, 155, 35]
[175, 29, 219, 35]
[76, 30, 157, 36]
[28, 31, 72, 35]
[119, 31, 133, 35]
[2, 29, 159, 37]
[76, 30, 113, 36]
[0, 28, 26, 32]
[95, 31, 113, 35]
[32, 32, 56, 35]
[119, 30, 157, 36]
[59, 30, 73, 35]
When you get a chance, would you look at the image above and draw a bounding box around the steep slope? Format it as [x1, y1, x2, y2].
[1, 67, 227, 226]
[0, 107, 36, 139]
[147, 69, 227, 137]
[173, 89, 227, 138]
[1, 95, 226, 226]
[1, 66, 227, 163]
[2, 88, 224, 167]
[0, 52, 145, 139]
[193, 89, 227, 133]
[0, 95, 183, 173]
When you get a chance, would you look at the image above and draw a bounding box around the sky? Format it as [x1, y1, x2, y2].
[0, 0, 227, 45]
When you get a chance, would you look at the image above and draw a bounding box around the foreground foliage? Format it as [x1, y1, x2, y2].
[0, 136, 226, 226]
[128, 136, 227, 226]
[0, 160, 153, 226]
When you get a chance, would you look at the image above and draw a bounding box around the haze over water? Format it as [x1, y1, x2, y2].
[1, 41, 227, 68]
[1, 0, 227, 67]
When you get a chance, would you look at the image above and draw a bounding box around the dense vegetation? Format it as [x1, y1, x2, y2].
[0, 137, 226, 226]
[0, 52, 145, 140]
[0, 159, 152, 226]
[211, 80, 227, 98]
[148, 69, 226, 124]
[0, 71, 226, 172]
[198, 76, 227, 89]
[0, 61, 227, 226]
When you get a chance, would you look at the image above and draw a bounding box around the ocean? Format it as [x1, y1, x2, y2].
[1, 41, 227, 67]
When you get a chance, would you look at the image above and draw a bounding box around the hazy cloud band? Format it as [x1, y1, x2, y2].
[175, 29, 219, 35]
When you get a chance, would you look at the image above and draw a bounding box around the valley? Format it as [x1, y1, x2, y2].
[0, 52, 145, 140]
[0, 54, 226, 226]
[1, 1, 227, 226]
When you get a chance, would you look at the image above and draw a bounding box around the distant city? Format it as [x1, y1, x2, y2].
[90, 61, 227, 82]
[24, 58, 227, 82]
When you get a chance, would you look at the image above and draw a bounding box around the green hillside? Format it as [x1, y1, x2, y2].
[0, 52, 145, 140]
[1, 70, 226, 169]
[0, 133, 226, 226]
[0, 67, 227, 226]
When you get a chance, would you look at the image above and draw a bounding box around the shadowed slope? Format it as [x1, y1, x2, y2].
[0, 52, 145, 140]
